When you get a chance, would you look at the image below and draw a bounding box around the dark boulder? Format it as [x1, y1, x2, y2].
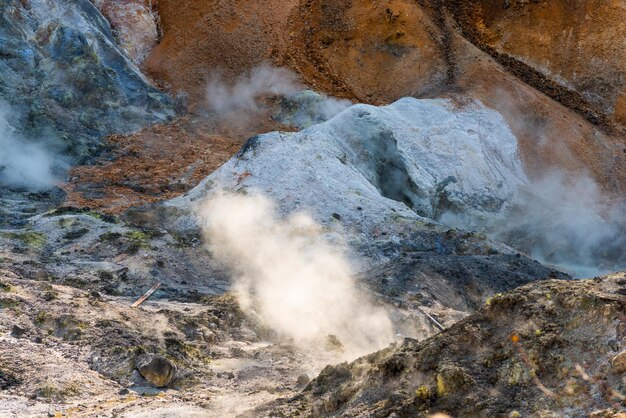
[138, 356, 177, 388]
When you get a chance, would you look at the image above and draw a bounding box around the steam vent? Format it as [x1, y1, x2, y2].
[1, 1, 624, 417]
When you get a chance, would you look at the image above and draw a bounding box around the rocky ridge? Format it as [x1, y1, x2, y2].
[262, 272, 626, 417]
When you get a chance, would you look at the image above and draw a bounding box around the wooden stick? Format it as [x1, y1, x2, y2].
[131, 283, 161, 308]
[414, 307, 446, 332]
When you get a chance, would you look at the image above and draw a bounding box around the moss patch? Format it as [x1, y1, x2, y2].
[35, 381, 81, 401]
[0, 298, 21, 310]
[44, 207, 117, 224]
[0, 232, 46, 248]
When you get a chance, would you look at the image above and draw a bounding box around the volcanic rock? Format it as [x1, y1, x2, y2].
[163, 97, 527, 238]
[274, 90, 351, 129]
[296, 374, 311, 387]
[0, 0, 173, 160]
[265, 271, 626, 417]
[447, 0, 626, 128]
[138, 355, 177, 387]
[93, 0, 158, 65]
[10, 325, 27, 338]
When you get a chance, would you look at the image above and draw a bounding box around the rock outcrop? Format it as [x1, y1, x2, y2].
[447, 0, 626, 130]
[93, 0, 159, 65]
[151, 96, 623, 276]
[0, 0, 173, 161]
[263, 272, 626, 417]
[163, 97, 528, 239]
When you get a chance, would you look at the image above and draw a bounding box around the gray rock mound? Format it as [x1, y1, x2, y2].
[161, 98, 525, 233]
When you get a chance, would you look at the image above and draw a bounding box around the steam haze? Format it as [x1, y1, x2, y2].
[496, 172, 625, 277]
[441, 171, 625, 277]
[205, 64, 352, 130]
[206, 64, 301, 115]
[198, 192, 394, 358]
[0, 102, 67, 190]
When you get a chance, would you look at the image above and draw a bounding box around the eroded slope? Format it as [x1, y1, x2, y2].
[264, 272, 626, 417]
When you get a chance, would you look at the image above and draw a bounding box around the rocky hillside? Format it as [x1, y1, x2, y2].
[0, 0, 624, 417]
[0, 0, 173, 161]
[143, 0, 626, 193]
[262, 272, 626, 417]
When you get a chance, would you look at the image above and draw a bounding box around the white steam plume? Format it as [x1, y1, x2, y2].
[496, 172, 625, 277]
[206, 64, 301, 115]
[440, 171, 625, 277]
[198, 191, 394, 358]
[205, 65, 352, 129]
[0, 102, 67, 190]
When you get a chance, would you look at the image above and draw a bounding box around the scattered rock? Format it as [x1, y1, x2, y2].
[0, 369, 20, 389]
[11, 324, 27, 338]
[138, 356, 177, 387]
[296, 374, 310, 387]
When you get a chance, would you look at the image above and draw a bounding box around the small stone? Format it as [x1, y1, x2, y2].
[217, 371, 235, 379]
[296, 374, 310, 387]
[118, 388, 129, 395]
[138, 356, 177, 387]
[11, 325, 27, 338]
[611, 349, 626, 373]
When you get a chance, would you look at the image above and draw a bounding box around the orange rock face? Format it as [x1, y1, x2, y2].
[285, 0, 448, 103]
[63, 118, 240, 213]
[70, 0, 625, 213]
[457, 0, 626, 128]
[144, 0, 299, 104]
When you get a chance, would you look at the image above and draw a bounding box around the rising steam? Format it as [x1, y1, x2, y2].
[440, 171, 625, 277]
[206, 64, 301, 115]
[198, 192, 394, 357]
[0, 102, 67, 190]
[205, 65, 351, 129]
[494, 172, 625, 277]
